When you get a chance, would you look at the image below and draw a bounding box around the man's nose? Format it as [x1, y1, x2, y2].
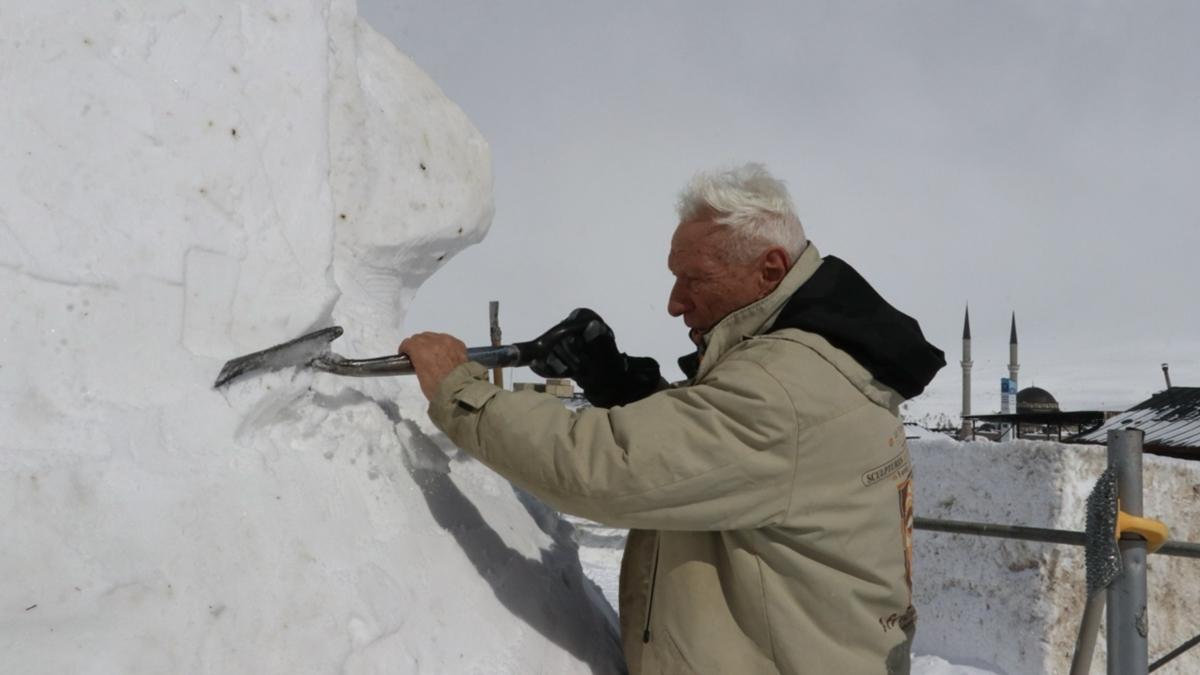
[667, 281, 689, 317]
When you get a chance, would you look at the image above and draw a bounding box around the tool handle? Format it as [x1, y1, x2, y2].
[315, 343, 536, 377]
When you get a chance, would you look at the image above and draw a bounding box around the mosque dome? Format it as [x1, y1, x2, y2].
[1017, 387, 1059, 414]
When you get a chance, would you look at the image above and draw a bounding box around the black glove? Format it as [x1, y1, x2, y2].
[529, 308, 664, 407]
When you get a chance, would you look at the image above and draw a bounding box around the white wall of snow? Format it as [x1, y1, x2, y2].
[0, 2, 620, 673]
[911, 438, 1200, 674]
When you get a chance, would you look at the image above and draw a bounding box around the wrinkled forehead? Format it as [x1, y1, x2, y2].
[669, 218, 729, 270]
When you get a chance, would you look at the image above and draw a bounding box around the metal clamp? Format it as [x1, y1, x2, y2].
[1118, 505, 1169, 554]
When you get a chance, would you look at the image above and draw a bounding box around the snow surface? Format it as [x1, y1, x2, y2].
[1, 2, 620, 673]
[910, 656, 999, 675]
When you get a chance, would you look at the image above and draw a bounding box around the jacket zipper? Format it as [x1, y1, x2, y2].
[642, 537, 661, 643]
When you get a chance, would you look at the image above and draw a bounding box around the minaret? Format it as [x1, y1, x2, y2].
[1008, 312, 1019, 389]
[1001, 312, 1020, 442]
[960, 306, 972, 439]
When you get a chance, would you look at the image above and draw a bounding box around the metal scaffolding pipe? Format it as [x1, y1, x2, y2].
[1071, 592, 1106, 675]
[489, 301, 504, 389]
[1108, 428, 1148, 675]
[913, 518, 1200, 559]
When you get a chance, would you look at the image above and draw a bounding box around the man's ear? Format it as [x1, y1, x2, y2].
[760, 247, 790, 289]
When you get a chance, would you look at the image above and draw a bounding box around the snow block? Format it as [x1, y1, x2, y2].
[911, 438, 1200, 674]
[0, 2, 620, 673]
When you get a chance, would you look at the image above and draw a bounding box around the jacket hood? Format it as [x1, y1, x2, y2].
[679, 247, 945, 400]
[767, 255, 945, 399]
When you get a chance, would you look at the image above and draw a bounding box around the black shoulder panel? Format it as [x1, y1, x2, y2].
[768, 256, 945, 399]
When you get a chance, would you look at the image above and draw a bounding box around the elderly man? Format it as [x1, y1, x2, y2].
[400, 164, 945, 674]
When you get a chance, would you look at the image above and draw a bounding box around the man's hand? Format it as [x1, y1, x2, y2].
[529, 308, 614, 380]
[530, 308, 664, 407]
[398, 332, 468, 401]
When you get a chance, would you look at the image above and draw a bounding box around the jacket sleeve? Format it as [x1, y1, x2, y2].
[426, 347, 799, 530]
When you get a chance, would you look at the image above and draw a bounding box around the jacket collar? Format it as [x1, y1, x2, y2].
[688, 242, 823, 381]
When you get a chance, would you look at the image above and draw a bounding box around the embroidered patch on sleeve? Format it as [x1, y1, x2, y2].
[861, 450, 911, 487]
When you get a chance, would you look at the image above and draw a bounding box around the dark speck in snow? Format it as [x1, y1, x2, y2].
[230, 128, 238, 137]
[419, 162, 427, 171]
[25, 604, 37, 611]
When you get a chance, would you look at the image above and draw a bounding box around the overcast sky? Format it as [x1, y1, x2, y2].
[360, 1, 1200, 418]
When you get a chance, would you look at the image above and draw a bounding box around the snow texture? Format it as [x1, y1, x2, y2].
[911, 437, 1200, 674]
[0, 2, 620, 673]
[910, 656, 1000, 675]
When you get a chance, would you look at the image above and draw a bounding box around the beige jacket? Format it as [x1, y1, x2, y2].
[428, 244, 921, 674]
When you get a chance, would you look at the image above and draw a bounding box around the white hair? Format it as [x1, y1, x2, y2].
[676, 163, 806, 265]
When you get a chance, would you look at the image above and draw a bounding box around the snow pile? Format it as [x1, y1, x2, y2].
[0, 2, 619, 673]
[910, 655, 999, 675]
[911, 437, 1200, 674]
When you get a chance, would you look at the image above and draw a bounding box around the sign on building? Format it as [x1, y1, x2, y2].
[1001, 377, 1017, 414]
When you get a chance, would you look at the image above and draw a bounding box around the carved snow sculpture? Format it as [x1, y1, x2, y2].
[0, 1, 621, 672]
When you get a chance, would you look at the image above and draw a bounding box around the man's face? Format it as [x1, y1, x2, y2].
[667, 218, 769, 344]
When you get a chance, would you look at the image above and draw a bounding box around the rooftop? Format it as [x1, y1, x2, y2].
[1076, 387, 1200, 457]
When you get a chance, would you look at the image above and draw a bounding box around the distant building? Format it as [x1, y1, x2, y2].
[1017, 386, 1059, 414]
[959, 308, 1108, 440]
[960, 309, 1023, 440]
[957, 307, 1195, 457]
[964, 386, 1106, 441]
[1075, 387, 1200, 459]
[959, 306, 972, 439]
